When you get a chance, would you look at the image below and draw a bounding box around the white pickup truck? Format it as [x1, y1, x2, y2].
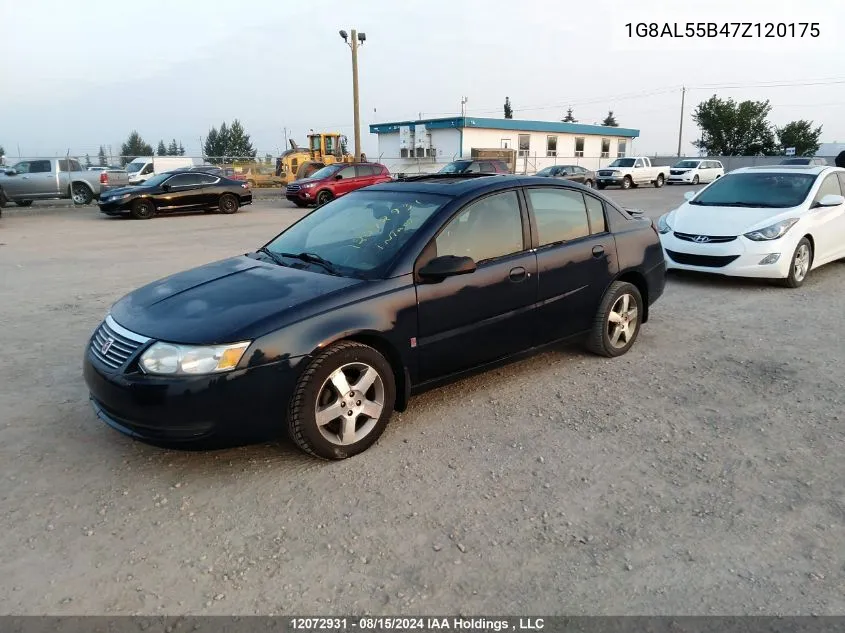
[596, 156, 668, 190]
[0, 157, 129, 209]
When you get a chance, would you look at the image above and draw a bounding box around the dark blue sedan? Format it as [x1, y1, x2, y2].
[83, 174, 666, 459]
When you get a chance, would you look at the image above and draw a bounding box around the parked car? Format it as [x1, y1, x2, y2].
[780, 157, 828, 166]
[98, 171, 252, 219]
[535, 164, 595, 188]
[657, 165, 845, 287]
[438, 159, 511, 175]
[596, 157, 668, 190]
[667, 159, 724, 185]
[83, 173, 666, 459]
[0, 157, 126, 207]
[125, 156, 197, 185]
[285, 162, 392, 207]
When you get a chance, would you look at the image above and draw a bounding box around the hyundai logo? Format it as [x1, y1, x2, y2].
[100, 337, 115, 355]
[692, 235, 711, 243]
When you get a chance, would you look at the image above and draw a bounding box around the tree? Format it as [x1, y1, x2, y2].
[692, 95, 777, 156]
[227, 119, 256, 160]
[120, 131, 154, 165]
[84, 154, 92, 168]
[97, 146, 107, 167]
[562, 108, 577, 123]
[776, 120, 822, 156]
[156, 140, 168, 156]
[0, 144, 5, 158]
[602, 110, 618, 127]
[204, 127, 221, 162]
[178, 142, 185, 156]
[504, 97, 513, 119]
[167, 139, 179, 156]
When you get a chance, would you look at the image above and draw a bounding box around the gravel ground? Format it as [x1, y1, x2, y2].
[0, 188, 843, 615]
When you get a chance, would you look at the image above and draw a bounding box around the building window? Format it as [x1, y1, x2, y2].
[601, 138, 610, 158]
[518, 134, 530, 157]
[400, 148, 409, 158]
[501, 139, 511, 149]
[617, 140, 627, 157]
[546, 135, 558, 157]
[574, 137, 585, 158]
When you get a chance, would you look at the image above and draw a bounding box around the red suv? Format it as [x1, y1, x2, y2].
[285, 162, 392, 207]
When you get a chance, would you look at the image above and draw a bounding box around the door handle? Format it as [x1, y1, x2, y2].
[592, 245, 605, 258]
[509, 266, 527, 282]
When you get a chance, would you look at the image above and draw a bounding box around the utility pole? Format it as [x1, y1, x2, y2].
[677, 86, 686, 158]
[460, 96, 468, 117]
[340, 29, 366, 161]
[283, 127, 288, 149]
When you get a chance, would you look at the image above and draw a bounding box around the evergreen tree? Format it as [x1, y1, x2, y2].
[84, 153, 92, 168]
[562, 108, 577, 123]
[120, 131, 154, 165]
[157, 140, 168, 156]
[178, 142, 185, 156]
[602, 111, 619, 127]
[226, 119, 256, 160]
[504, 97, 513, 119]
[97, 146, 107, 166]
[167, 139, 179, 156]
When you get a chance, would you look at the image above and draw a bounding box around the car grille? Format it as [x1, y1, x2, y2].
[598, 171, 614, 177]
[669, 169, 687, 175]
[665, 249, 739, 268]
[673, 231, 737, 244]
[89, 315, 150, 370]
[286, 184, 301, 193]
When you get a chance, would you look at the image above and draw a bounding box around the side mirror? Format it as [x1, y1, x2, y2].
[683, 191, 696, 201]
[418, 255, 477, 281]
[161, 183, 170, 191]
[334, 174, 343, 180]
[816, 194, 844, 207]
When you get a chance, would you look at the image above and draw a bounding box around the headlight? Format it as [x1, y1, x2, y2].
[657, 213, 672, 234]
[610, 170, 621, 176]
[139, 341, 251, 375]
[743, 218, 799, 241]
[116, 193, 131, 200]
[303, 183, 316, 189]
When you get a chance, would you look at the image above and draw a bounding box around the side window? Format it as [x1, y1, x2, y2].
[814, 174, 842, 202]
[337, 166, 356, 179]
[584, 195, 607, 234]
[30, 160, 52, 173]
[197, 174, 219, 185]
[634, 159, 644, 168]
[69, 159, 82, 171]
[527, 188, 590, 246]
[479, 162, 495, 173]
[355, 165, 374, 177]
[12, 161, 31, 174]
[464, 162, 482, 173]
[142, 164, 154, 175]
[435, 191, 524, 263]
[166, 174, 201, 187]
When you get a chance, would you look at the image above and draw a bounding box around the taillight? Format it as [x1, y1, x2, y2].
[99, 172, 108, 184]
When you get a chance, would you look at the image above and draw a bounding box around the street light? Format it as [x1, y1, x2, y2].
[340, 28, 366, 162]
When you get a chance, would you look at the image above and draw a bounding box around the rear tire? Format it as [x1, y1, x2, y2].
[654, 174, 665, 188]
[586, 281, 643, 358]
[0, 189, 7, 208]
[287, 341, 396, 460]
[71, 183, 94, 205]
[219, 194, 239, 214]
[130, 198, 155, 220]
[15, 200, 33, 207]
[778, 237, 813, 288]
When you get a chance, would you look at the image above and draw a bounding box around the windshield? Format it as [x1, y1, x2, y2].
[307, 164, 342, 180]
[674, 160, 700, 169]
[439, 161, 471, 174]
[142, 173, 171, 187]
[609, 158, 636, 167]
[536, 166, 559, 176]
[263, 190, 449, 277]
[126, 162, 146, 173]
[688, 172, 816, 208]
[780, 158, 810, 165]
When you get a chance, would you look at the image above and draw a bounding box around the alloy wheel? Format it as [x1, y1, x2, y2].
[793, 243, 810, 282]
[607, 293, 638, 349]
[314, 362, 385, 446]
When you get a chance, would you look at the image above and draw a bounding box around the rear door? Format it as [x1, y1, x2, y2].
[355, 164, 378, 187]
[26, 159, 58, 197]
[525, 186, 617, 343]
[414, 189, 538, 382]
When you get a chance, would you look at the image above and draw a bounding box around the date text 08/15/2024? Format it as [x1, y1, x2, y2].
[625, 22, 820, 38]
[289, 618, 546, 631]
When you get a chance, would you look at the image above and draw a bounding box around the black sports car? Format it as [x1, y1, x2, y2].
[98, 171, 252, 219]
[84, 173, 666, 459]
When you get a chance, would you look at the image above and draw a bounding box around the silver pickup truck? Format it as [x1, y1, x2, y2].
[0, 158, 129, 208]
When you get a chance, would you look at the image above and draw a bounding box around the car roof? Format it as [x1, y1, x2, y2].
[365, 174, 589, 196]
[734, 165, 835, 175]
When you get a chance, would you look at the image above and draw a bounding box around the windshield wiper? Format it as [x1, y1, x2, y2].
[277, 251, 340, 275]
[257, 247, 287, 267]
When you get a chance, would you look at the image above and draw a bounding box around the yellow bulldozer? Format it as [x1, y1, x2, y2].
[274, 132, 357, 184]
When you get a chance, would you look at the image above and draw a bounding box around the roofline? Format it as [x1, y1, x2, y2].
[369, 116, 640, 138]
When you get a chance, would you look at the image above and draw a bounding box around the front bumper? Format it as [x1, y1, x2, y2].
[285, 188, 317, 203]
[83, 343, 309, 443]
[659, 232, 793, 279]
[98, 198, 133, 214]
[667, 173, 695, 183]
[597, 176, 624, 186]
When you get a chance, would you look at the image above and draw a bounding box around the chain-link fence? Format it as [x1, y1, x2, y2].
[372, 153, 633, 177]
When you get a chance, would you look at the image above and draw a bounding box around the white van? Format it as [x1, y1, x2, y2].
[667, 159, 724, 185]
[126, 156, 197, 184]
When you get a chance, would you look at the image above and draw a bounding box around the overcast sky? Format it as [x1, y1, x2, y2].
[2, 0, 843, 159]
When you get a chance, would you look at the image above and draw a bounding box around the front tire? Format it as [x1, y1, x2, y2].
[692, 175, 700, 185]
[779, 238, 813, 288]
[316, 190, 333, 206]
[586, 281, 643, 358]
[621, 176, 632, 190]
[71, 183, 94, 205]
[130, 198, 155, 220]
[654, 174, 665, 188]
[219, 193, 239, 214]
[287, 341, 396, 460]
[584, 179, 593, 188]
[15, 200, 33, 207]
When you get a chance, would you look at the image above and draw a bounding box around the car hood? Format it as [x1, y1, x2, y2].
[109, 255, 362, 344]
[102, 185, 151, 197]
[667, 203, 797, 235]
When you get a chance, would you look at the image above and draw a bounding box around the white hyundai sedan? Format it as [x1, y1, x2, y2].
[657, 165, 845, 287]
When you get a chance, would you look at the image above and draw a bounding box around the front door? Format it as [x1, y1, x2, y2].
[415, 190, 538, 382]
[159, 173, 206, 209]
[333, 165, 359, 197]
[809, 173, 845, 263]
[3, 159, 56, 198]
[524, 186, 617, 343]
